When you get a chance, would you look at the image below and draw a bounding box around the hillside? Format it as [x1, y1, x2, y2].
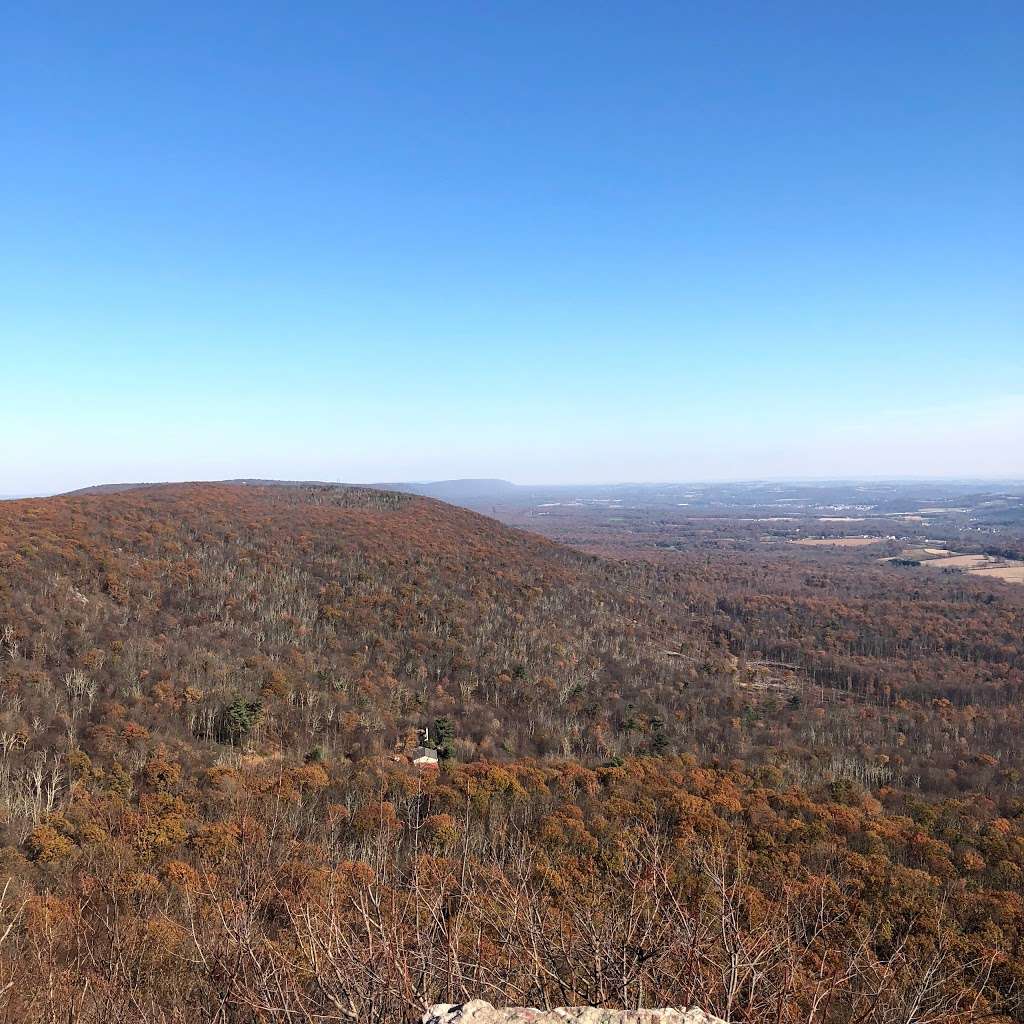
[0, 482, 710, 764]
[6, 482, 1021, 780]
[0, 484, 1021, 1022]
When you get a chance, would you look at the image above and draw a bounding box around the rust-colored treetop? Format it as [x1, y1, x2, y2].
[0, 483, 1020, 1022]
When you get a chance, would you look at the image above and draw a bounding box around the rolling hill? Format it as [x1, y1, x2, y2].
[0, 482, 701, 764]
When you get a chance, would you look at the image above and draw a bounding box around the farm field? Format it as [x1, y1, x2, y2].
[887, 549, 1024, 586]
[920, 553, 995, 569]
[972, 563, 1024, 583]
[792, 536, 882, 547]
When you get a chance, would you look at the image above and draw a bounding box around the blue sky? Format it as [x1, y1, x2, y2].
[2, 1, 1022, 492]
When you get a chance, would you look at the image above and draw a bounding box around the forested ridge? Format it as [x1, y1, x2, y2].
[0, 484, 1021, 1023]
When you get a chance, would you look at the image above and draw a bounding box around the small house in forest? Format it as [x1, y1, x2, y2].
[411, 745, 438, 766]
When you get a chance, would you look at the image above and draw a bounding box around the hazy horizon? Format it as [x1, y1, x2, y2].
[6, 470, 1024, 503]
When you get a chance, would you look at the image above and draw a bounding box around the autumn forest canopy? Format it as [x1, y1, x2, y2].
[0, 482, 1022, 1023]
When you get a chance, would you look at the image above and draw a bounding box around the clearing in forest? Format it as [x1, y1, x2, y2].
[792, 536, 882, 547]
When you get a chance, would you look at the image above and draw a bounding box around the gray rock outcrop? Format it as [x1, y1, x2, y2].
[419, 1001, 728, 1023]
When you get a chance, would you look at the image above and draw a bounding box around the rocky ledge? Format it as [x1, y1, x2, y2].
[419, 1001, 727, 1023]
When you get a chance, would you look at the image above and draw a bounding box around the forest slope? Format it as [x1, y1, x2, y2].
[0, 484, 1021, 1022]
[0, 482, 707, 765]
[2, 481, 1022, 795]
